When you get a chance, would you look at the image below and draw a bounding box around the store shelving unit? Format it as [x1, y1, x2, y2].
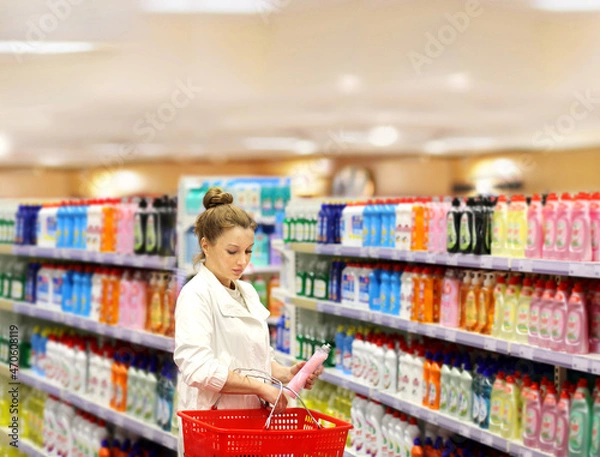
[0, 298, 174, 352]
[3, 365, 178, 451]
[0, 244, 12, 255]
[290, 242, 600, 279]
[0, 427, 45, 457]
[10, 245, 176, 270]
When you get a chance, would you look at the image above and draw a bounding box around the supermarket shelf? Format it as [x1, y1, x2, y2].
[321, 368, 551, 457]
[0, 363, 9, 378]
[181, 213, 276, 228]
[0, 427, 9, 446]
[271, 287, 289, 303]
[273, 349, 296, 366]
[11, 245, 176, 270]
[5, 299, 175, 352]
[287, 243, 600, 278]
[286, 294, 600, 375]
[0, 298, 12, 312]
[182, 263, 281, 277]
[0, 244, 13, 255]
[344, 449, 357, 457]
[18, 439, 46, 457]
[13, 367, 178, 451]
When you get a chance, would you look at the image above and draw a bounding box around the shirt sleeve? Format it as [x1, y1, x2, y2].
[173, 287, 229, 393]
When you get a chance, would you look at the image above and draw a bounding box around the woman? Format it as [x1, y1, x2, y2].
[174, 187, 323, 455]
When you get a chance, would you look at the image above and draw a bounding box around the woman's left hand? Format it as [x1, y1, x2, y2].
[289, 361, 324, 390]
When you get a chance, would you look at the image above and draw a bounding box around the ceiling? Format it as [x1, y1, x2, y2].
[2, 0, 600, 168]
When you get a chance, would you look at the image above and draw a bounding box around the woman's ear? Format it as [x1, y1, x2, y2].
[200, 237, 209, 256]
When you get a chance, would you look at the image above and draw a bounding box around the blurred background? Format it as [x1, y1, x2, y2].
[2, 0, 600, 198]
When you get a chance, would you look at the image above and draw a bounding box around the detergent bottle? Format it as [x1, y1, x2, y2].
[489, 372, 506, 434]
[568, 379, 592, 457]
[459, 271, 473, 329]
[447, 198, 461, 254]
[502, 375, 521, 440]
[589, 387, 600, 457]
[500, 276, 522, 341]
[491, 275, 507, 338]
[464, 271, 482, 332]
[591, 192, 600, 262]
[539, 384, 559, 453]
[515, 277, 533, 343]
[477, 272, 495, 334]
[543, 193, 559, 259]
[510, 195, 528, 258]
[420, 267, 435, 323]
[492, 195, 509, 256]
[555, 193, 573, 260]
[459, 198, 474, 254]
[479, 367, 494, 430]
[555, 388, 572, 457]
[569, 192, 592, 262]
[440, 269, 461, 328]
[527, 194, 544, 259]
[458, 358, 473, 423]
[550, 280, 571, 352]
[428, 352, 442, 410]
[523, 382, 542, 448]
[538, 280, 558, 349]
[528, 279, 546, 347]
[565, 282, 589, 354]
[439, 353, 453, 415]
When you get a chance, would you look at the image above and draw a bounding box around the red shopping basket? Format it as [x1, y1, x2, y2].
[178, 407, 352, 457]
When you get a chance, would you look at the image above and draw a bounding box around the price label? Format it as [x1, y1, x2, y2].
[371, 390, 382, 402]
[113, 327, 124, 340]
[569, 263, 593, 278]
[426, 411, 438, 425]
[591, 360, 600, 375]
[446, 255, 458, 266]
[391, 250, 401, 261]
[459, 424, 471, 438]
[333, 307, 342, 316]
[515, 345, 534, 360]
[114, 414, 125, 427]
[444, 329, 457, 342]
[594, 264, 600, 278]
[373, 313, 383, 325]
[130, 332, 143, 344]
[64, 314, 75, 326]
[359, 311, 370, 321]
[482, 434, 493, 446]
[62, 249, 72, 259]
[28, 246, 37, 257]
[517, 259, 533, 273]
[425, 326, 436, 338]
[480, 256, 493, 269]
[425, 253, 436, 264]
[369, 248, 380, 258]
[406, 252, 415, 262]
[81, 319, 94, 331]
[333, 245, 343, 256]
[81, 251, 91, 262]
[483, 339, 497, 352]
[393, 398, 403, 410]
[133, 256, 145, 267]
[572, 357, 591, 373]
[407, 321, 417, 334]
[406, 404, 416, 415]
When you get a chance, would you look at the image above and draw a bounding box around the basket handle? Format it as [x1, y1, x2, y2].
[211, 368, 322, 430]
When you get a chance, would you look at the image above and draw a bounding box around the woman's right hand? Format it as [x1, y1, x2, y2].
[259, 383, 288, 414]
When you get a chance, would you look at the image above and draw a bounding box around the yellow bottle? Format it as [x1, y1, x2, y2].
[500, 276, 522, 341]
[476, 273, 495, 334]
[489, 372, 507, 434]
[491, 275, 507, 338]
[511, 195, 528, 258]
[501, 375, 521, 439]
[464, 271, 482, 331]
[492, 195, 509, 256]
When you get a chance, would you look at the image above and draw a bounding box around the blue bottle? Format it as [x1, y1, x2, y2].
[363, 201, 374, 247]
[334, 326, 346, 370]
[253, 226, 270, 267]
[81, 268, 93, 317]
[56, 203, 67, 248]
[342, 330, 354, 375]
[380, 199, 393, 247]
[368, 265, 381, 311]
[65, 203, 76, 248]
[479, 368, 494, 429]
[371, 201, 383, 247]
[334, 203, 346, 244]
[389, 266, 401, 315]
[317, 203, 328, 244]
[379, 266, 391, 314]
[71, 267, 83, 315]
[61, 268, 74, 313]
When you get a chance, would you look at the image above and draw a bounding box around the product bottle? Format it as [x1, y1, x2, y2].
[522, 382, 542, 448]
[440, 269, 461, 328]
[528, 279, 546, 347]
[514, 277, 533, 343]
[489, 372, 506, 434]
[565, 282, 589, 354]
[439, 353, 453, 414]
[287, 344, 330, 398]
[492, 195, 509, 256]
[555, 193, 574, 260]
[510, 195, 528, 258]
[479, 368, 494, 430]
[459, 271, 472, 329]
[383, 341, 398, 393]
[458, 359, 473, 422]
[477, 272, 495, 334]
[447, 198, 461, 254]
[543, 193, 559, 260]
[500, 276, 522, 341]
[538, 280, 558, 349]
[589, 387, 600, 457]
[502, 375, 521, 439]
[539, 384, 558, 453]
[459, 198, 474, 254]
[491, 275, 507, 338]
[449, 357, 463, 418]
[569, 192, 592, 262]
[568, 379, 592, 457]
[133, 199, 148, 255]
[527, 194, 544, 259]
[555, 388, 572, 457]
[550, 280, 571, 352]
[422, 351, 433, 407]
[405, 417, 421, 457]
[591, 192, 600, 262]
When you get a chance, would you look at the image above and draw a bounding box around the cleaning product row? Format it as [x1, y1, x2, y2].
[9, 196, 177, 257]
[295, 256, 331, 300]
[28, 326, 177, 432]
[243, 274, 281, 311]
[286, 192, 600, 262]
[0, 316, 31, 368]
[1, 258, 179, 336]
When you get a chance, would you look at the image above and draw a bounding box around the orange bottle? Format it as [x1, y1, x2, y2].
[476, 273, 496, 334]
[464, 271, 482, 331]
[422, 351, 433, 406]
[420, 267, 435, 323]
[148, 272, 165, 333]
[432, 267, 445, 323]
[459, 271, 472, 328]
[100, 268, 111, 324]
[411, 438, 424, 457]
[411, 267, 423, 321]
[116, 354, 129, 412]
[428, 352, 442, 410]
[110, 352, 119, 410]
[107, 269, 121, 326]
[162, 273, 177, 337]
[411, 199, 426, 251]
[424, 437, 434, 457]
[99, 439, 112, 457]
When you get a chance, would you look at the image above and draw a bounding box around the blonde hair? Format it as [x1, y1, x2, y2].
[193, 187, 257, 264]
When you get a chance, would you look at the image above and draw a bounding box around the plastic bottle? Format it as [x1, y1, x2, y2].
[459, 198, 474, 254]
[428, 352, 442, 411]
[569, 192, 592, 261]
[509, 195, 528, 258]
[479, 368, 494, 429]
[379, 265, 392, 315]
[440, 269, 460, 328]
[400, 266, 414, 321]
[515, 277, 533, 343]
[351, 395, 367, 454]
[492, 195, 509, 256]
[343, 329, 355, 376]
[501, 375, 520, 439]
[422, 351, 433, 407]
[459, 271, 472, 329]
[458, 358, 473, 422]
[383, 340, 398, 393]
[565, 282, 589, 354]
[288, 344, 330, 398]
[526, 194, 544, 259]
[550, 280, 571, 351]
[476, 272, 495, 334]
[539, 384, 559, 453]
[389, 265, 402, 316]
[491, 275, 507, 338]
[543, 193, 559, 259]
[538, 280, 558, 349]
[419, 267, 435, 323]
[500, 276, 522, 340]
[568, 379, 592, 457]
[591, 192, 600, 262]
[446, 198, 461, 254]
[555, 388, 572, 457]
[489, 372, 506, 434]
[371, 339, 385, 389]
[405, 417, 421, 457]
[412, 347, 425, 405]
[411, 267, 424, 322]
[554, 193, 574, 260]
[589, 388, 600, 457]
[527, 279, 546, 347]
[449, 357, 462, 418]
[411, 199, 428, 251]
[463, 271, 481, 331]
[523, 382, 542, 448]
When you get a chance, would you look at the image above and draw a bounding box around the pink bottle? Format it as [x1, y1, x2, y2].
[440, 269, 460, 328]
[287, 344, 331, 398]
[129, 271, 148, 330]
[565, 282, 589, 354]
[539, 384, 558, 453]
[590, 193, 600, 262]
[538, 280, 558, 349]
[523, 382, 542, 448]
[526, 194, 544, 259]
[589, 282, 600, 353]
[118, 270, 133, 327]
[542, 193, 559, 260]
[554, 387, 571, 457]
[555, 193, 573, 261]
[550, 280, 571, 352]
[569, 192, 592, 262]
[528, 279, 546, 347]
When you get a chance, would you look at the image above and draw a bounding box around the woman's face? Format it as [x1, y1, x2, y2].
[202, 226, 255, 287]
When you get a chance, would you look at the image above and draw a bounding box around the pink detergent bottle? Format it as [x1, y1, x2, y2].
[590, 193, 600, 262]
[539, 384, 559, 453]
[555, 193, 573, 261]
[287, 344, 330, 398]
[542, 193, 559, 260]
[526, 194, 544, 259]
[550, 280, 571, 352]
[565, 282, 590, 354]
[554, 387, 572, 457]
[570, 192, 592, 262]
[129, 271, 148, 330]
[538, 280, 558, 349]
[440, 269, 460, 328]
[118, 270, 133, 327]
[528, 279, 546, 347]
[589, 282, 600, 353]
[523, 382, 542, 448]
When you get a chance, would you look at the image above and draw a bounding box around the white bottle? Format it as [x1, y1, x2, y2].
[44, 396, 59, 456]
[64, 339, 76, 390]
[404, 417, 421, 457]
[381, 407, 395, 457]
[91, 419, 109, 457]
[126, 357, 140, 415]
[98, 347, 113, 407]
[369, 401, 386, 457]
[142, 358, 159, 423]
[458, 360, 473, 423]
[372, 339, 386, 389]
[400, 268, 414, 321]
[439, 354, 452, 414]
[89, 269, 104, 322]
[411, 348, 425, 404]
[352, 395, 368, 456]
[364, 337, 375, 383]
[87, 346, 100, 401]
[352, 333, 366, 379]
[398, 346, 411, 396]
[364, 401, 374, 457]
[73, 339, 87, 394]
[384, 341, 398, 393]
[449, 358, 463, 418]
[393, 413, 409, 457]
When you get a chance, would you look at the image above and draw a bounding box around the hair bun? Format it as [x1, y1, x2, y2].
[203, 187, 234, 210]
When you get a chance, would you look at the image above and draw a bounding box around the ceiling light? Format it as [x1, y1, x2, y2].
[293, 140, 318, 155]
[338, 74, 362, 93]
[0, 41, 96, 55]
[424, 140, 447, 155]
[447, 73, 471, 91]
[531, 0, 600, 11]
[243, 137, 299, 150]
[0, 133, 11, 157]
[142, 0, 275, 14]
[368, 126, 399, 147]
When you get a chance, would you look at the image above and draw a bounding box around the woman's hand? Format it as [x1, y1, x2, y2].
[258, 383, 288, 414]
[289, 361, 324, 390]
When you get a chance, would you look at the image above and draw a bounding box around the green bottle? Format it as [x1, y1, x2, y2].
[569, 378, 592, 457]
